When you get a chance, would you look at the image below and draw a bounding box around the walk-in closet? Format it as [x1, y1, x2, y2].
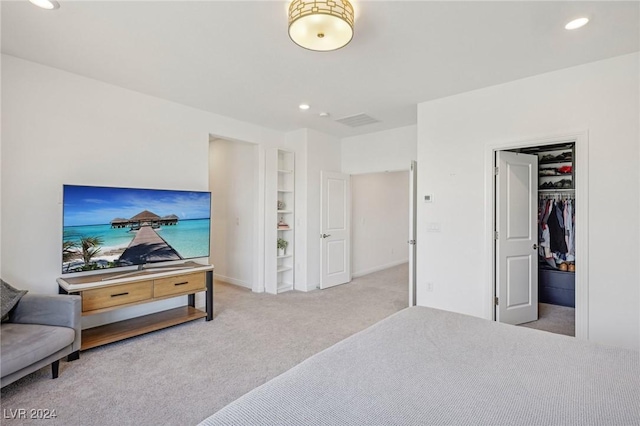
[514, 142, 576, 336]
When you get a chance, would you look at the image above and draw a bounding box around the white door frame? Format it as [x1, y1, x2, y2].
[484, 131, 589, 340]
[409, 161, 417, 306]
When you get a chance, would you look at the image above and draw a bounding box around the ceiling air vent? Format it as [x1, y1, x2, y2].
[335, 113, 380, 128]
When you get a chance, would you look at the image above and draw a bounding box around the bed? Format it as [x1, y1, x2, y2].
[199, 306, 639, 425]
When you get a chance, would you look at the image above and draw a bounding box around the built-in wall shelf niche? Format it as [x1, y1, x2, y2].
[265, 149, 295, 294]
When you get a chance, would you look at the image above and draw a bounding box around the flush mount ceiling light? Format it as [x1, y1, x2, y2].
[288, 0, 355, 51]
[565, 17, 589, 30]
[29, 0, 60, 9]
[299, 104, 310, 110]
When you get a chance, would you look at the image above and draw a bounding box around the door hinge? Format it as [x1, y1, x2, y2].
[494, 166, 499, 175]
[408, 239, 416, 245]
[494, 231, 499, 240]
[495, 297, 499, 306]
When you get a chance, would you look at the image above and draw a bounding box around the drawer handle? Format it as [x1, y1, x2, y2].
[174, 281, 189, 286]
[111, 292, 129, 297]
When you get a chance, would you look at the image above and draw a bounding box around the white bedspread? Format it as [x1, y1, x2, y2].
[200, 306, 640, 425]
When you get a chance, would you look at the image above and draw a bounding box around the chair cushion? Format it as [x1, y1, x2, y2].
[1, 280, 28, 322]
[0, 323, 74, 377]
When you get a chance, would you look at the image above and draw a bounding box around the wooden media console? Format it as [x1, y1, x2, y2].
[57, 262, 213, 350]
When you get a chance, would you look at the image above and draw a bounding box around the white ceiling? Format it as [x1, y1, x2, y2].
[2, 1, 638, 138]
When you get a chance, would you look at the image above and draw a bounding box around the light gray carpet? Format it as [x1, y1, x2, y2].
[519, 303, 575, 336]
[0, 264, 408, 425]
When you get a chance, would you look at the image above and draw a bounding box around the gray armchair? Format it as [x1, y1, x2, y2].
[1, 294, 81, 387]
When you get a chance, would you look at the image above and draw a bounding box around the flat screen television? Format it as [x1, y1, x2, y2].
[62, 185, 211, 274]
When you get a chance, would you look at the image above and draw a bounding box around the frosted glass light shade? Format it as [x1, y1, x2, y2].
[288, 0, 354, 52]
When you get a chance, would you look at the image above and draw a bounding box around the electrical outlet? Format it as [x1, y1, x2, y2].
[426, 282, 434, 292]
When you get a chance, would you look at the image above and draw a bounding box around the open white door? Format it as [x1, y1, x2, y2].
[408, 161, 417, 306]
[320, 171, 351, 289]
[496, 151, 538, 325]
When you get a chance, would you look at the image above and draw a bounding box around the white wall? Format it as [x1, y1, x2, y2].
[209, 139, 256, 289]
[0, 55, 2, 277]
[305, 129, 342, 290]
[1, 55, 286, 327]
[0, 0, 2, 277]
[417, 53, 639, 350]
[286, 129, 309, 292]
[351, 171, 409, 277]
[342, 125, 416, 174]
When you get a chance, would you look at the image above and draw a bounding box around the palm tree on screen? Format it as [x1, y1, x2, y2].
[79, 236, 103, 266]
[62, 240, 78, 263]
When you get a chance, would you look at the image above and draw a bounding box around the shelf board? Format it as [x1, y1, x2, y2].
[81, 306, 206, 351]
[539, 160, 572, 165]
[277, 254, 293, 259]
[540, 266, 575, 274]
[277, 282, 293, 293]
[278, 169, 293, 174]
[277, 210, 293, 213]
[539, 188, 575, 192]
[277, 189, 294, 193]
[277, 227, 294, 231]
[277, 266, 293, 273]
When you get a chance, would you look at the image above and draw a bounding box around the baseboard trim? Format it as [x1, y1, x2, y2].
[294, 283, 314, 292]
[352, 260, 409, 278]
[214, 274, 251, 289]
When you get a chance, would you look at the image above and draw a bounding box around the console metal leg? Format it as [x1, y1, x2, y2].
[206, 270, 213, 321]
[67, 351, 80, 362]
[52, 360, 60, 379]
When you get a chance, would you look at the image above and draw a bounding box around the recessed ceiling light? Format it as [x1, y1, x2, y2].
[29, 0, 60, 9]
[299, 104, 310, 110]
[319, 112, 330, 118]
[565, 17, 589, 30]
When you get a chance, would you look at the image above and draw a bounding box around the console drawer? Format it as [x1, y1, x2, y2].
[82, 281, 153, 312]
[154, 272, 205, 298]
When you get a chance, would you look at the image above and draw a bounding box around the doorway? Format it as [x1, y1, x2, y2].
[497, 143, 576, 336]
[209, 137, 262, 292]
[348, 170, 411, 300]
[489, 133, 589, 340]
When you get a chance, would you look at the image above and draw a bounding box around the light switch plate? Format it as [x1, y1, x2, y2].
[426, 222, 441, 232]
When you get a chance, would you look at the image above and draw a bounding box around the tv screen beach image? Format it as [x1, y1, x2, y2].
[62, 185, 211, 273]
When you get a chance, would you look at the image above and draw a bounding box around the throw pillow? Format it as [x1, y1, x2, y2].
[1, 279, 28, 322]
